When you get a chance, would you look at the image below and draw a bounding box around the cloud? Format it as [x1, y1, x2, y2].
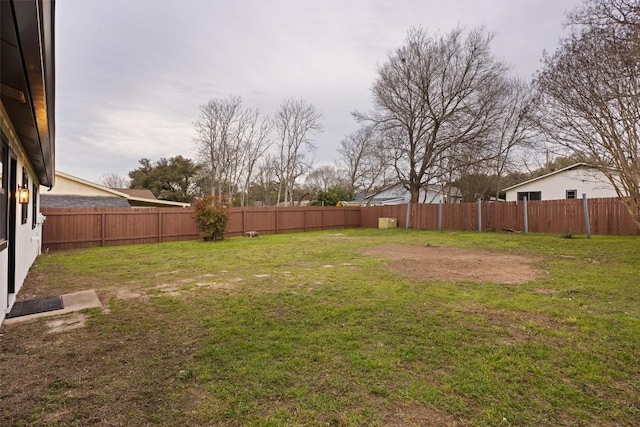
[55, 0, 582, 182]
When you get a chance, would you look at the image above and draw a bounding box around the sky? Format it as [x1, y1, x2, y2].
[55, 0, 583, 183]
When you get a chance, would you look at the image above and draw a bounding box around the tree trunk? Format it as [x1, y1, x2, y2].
[409, 183, 421, 203]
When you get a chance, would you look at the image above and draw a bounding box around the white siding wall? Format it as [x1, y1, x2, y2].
[0, 248, 7, 323]
[505, 168, 618, 201]
[46, 174, 117, 196]
[0, 106, 43, 324]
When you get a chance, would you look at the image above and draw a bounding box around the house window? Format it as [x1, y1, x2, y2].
[517, 191, 541, 201]
[0, 136, 7, 242]
[21, 168, 28, 224]
[32, 183, 38, 229]
[566, 190, 577, 199]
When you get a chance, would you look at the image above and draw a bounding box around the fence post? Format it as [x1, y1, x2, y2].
[477, 198, 482, 233]
[101, 212, 106, 247]
[158, 211, 162, 243]
[405, 202, 411, 229]
[323, 208, 326, 230]
[275, 208, 279, 234]
[438, 199, 443, 232]
[523, 197, 529, 234]
[583, 194, 592, 239]
[242, 208, 247, 236]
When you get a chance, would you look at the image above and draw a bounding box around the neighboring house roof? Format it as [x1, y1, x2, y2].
[52, 171, 130, 198]
[44, 171, 190, 208]
[114, 188, 157, 199]
[1, 0, 56, 187]
[41, 195, 131, 209]
[503, 163, 593, 191]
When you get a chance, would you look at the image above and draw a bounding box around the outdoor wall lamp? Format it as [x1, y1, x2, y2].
[18, 185, 30, 204]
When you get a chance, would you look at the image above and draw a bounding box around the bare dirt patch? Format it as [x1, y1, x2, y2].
[361, 244, 539, 284]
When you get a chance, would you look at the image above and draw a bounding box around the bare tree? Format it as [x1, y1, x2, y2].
[354, 27, 510, 203]
[98, 173, 129, 189]
[535, 0, 640, 226]
[490, 78, 538, 199]
[193, 96, 243, 203]
[248, 155, 280, 206]
[305, 165, 341, 194]
[336, 125, 393, 198]
[274, 98, 323, 205]
[238, 111, 273, 206]
[193, 96, 273, 205]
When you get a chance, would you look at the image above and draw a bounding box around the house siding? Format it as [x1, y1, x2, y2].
[0, 104, 43, 324]
[47, 174, 119, 197]
[505, 167, 618, 202]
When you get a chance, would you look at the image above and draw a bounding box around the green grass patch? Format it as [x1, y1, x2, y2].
[3, 230, 639, 426]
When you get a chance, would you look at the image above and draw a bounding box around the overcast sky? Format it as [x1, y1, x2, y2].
[55, 0, 582, 183]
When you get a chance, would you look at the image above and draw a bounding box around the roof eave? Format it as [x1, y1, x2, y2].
[503, 163, 591, 191]
[1, 0, 56, 187]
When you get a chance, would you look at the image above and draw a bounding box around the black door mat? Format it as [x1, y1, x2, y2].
[7, 295, 64, 319]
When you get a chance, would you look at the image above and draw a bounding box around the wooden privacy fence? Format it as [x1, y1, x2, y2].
[360, 197, 640, 236]
[41, 207, 201, 250]
[41, 197, 638, 250]
[41, 206, 361, 250]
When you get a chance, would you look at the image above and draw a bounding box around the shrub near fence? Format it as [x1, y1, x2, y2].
[41, 198, 638, 250]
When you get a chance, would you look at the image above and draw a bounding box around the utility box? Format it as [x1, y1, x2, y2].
[378, 217, 398, 229]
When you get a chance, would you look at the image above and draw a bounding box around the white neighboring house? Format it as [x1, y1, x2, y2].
[1, 0, 55, 324]
[504, 163, 618, 202]
[359, 184, 462, 205]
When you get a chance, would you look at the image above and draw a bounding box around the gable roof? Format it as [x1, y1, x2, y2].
[55, 171, 130, 198]
[48, 171, 190, 208]
[503, 163, 594, 191]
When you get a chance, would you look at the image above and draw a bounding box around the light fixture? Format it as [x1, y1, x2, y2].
[18, 186, 30, 204]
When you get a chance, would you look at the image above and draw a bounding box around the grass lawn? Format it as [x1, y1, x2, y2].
[1, 229, 639, 426]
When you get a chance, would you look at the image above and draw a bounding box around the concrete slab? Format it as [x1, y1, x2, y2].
[3, 290, 102, 326]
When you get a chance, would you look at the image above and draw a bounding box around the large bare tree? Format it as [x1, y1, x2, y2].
[274, 98, 323, 205]
[536, 0, 640, 226]
[354, 27, 510, 203]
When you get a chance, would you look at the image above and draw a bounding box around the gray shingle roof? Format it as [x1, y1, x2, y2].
[40, 195, 131, 208]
